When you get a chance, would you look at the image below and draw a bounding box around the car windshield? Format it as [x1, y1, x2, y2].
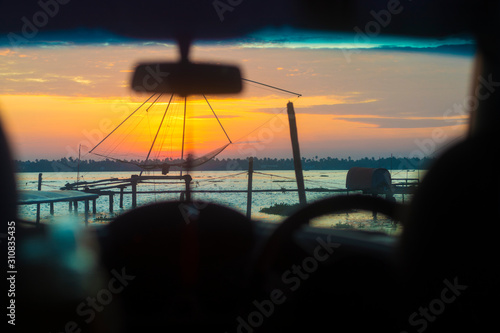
[0, 28, 475, 235]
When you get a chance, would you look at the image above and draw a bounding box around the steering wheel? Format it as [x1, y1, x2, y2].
[254, 194, 405, 274]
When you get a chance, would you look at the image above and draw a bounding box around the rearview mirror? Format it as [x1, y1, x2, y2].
[131, 61, 243, 96]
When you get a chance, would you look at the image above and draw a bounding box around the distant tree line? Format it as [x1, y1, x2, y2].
[14, 155, 433, 173]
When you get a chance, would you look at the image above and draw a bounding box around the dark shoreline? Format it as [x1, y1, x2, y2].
[14, 156, 432, 173]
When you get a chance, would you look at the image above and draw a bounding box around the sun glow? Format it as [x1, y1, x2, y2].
[0, 42, 473, 160]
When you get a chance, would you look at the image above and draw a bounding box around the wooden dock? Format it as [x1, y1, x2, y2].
[17, 190, 99, 225]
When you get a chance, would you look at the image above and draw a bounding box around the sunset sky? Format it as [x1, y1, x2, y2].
[0, 29, 475, 161]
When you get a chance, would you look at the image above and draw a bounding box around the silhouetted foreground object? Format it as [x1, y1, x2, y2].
[0, 119, 17, 222]
[17, 222, 120, 332]
[97, 201, 255, 332]
[0, 1, 478, 41]
[397, 136, 499, 332]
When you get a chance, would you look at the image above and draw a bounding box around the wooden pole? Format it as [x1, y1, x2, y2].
[77, 144, 81, 183]
[84, 200, 89, 226]
[286, 102, 307, 205]
[92, 199, 97, 214]
[131, 175, 138, 209]
[119, 186, 124, 208]
[109, 194, 114, 213]
[184, 174, 192, 202]
[38, 173, 42, 190]
[36, 173, 42, 225]
[246, 157, 254, 219]
[180, 96, 187, 177]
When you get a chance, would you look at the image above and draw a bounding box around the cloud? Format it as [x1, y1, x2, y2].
[241, 28, 475, 53]
[293, 99, 379, 115]
[333, 116, 468, 129]
[0, 71, 35, 76]
[0, 49, 13, 56]
[190, 115, 239, 119]
[371, 44, 475, 57]
[6, 77, 49, 83]
[70, 76, 93, 85]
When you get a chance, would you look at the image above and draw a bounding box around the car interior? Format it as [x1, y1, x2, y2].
[1, 0, 498, 332]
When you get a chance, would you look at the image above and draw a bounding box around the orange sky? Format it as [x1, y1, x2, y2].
[0, 43, 473, 161]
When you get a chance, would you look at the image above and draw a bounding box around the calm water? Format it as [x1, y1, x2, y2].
[16, 169, 422, 233]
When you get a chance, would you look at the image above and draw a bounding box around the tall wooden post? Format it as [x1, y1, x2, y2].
[184, 174, 192, 202]
[37, 173, 42, 190]
[109, 194, 114, 213]
[131, 175, 138, 209]
[36, 173, 42, 225]
[180, 96, 187, 177]
[119, 186, 124, 208]
[246, 157, 254, 219]
[84, 200, 89, 226]
[287, 102, 307, 205]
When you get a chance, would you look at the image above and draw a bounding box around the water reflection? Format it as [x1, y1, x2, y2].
[310, 211, 402, 236]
